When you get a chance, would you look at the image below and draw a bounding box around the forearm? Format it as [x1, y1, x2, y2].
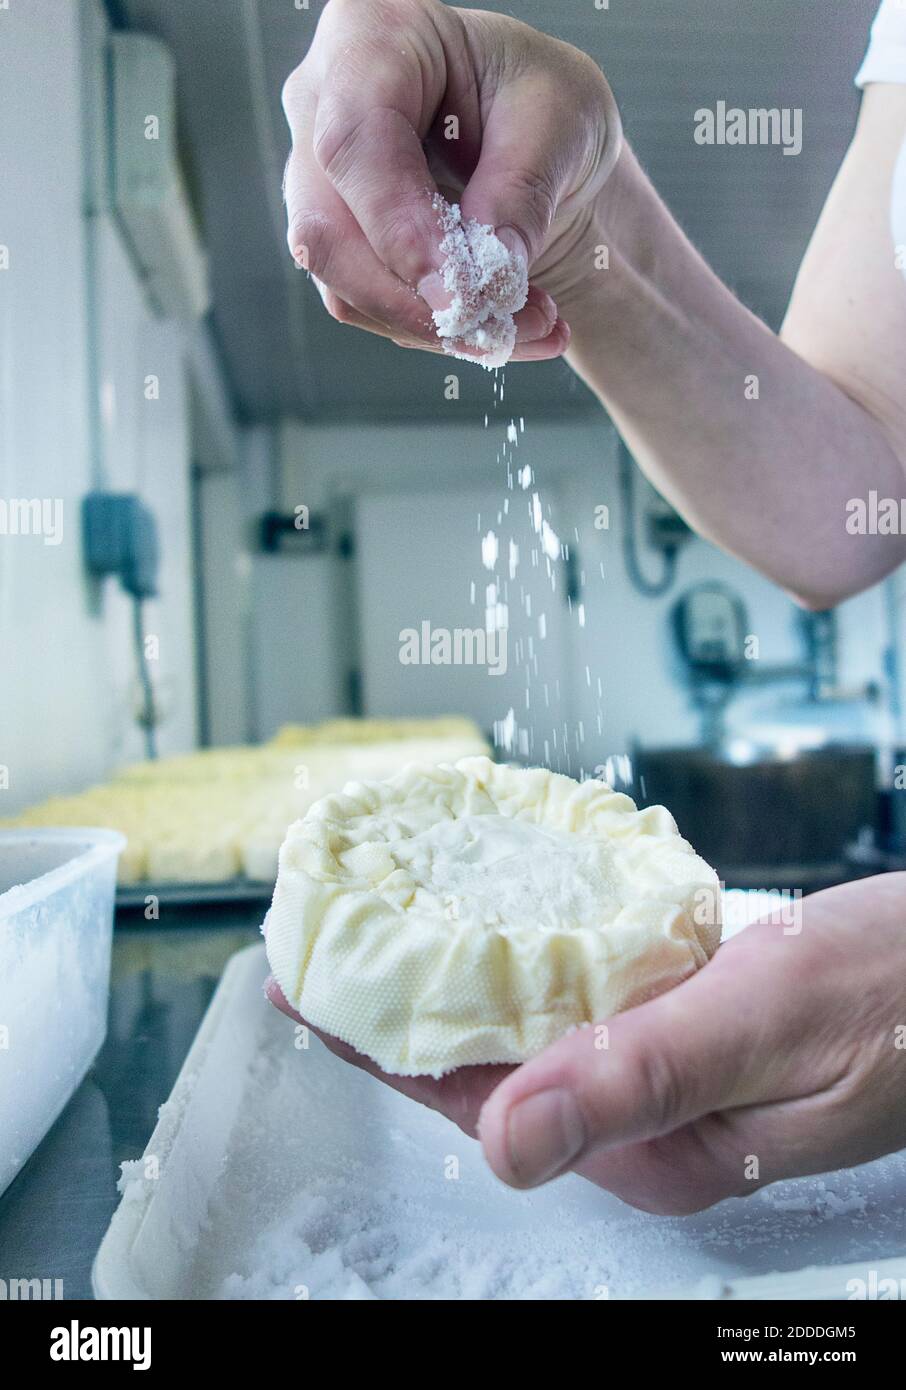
[561, 142, 906, 608]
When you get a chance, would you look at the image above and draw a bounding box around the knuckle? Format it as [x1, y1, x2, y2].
[280, 64, 310, 119]
[633, 1041, 687, 1135]
[312, 108, 362, 179]
[371, 202, 424, 267]
[314, 103, 399, 182]
[286, 210, 338, 279]
[322, 290, 355, 325]
[571, 46, 607, 96]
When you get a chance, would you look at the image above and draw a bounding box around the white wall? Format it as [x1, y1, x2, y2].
[194, 467, 253, 746]
[0, 0, 103, 813]
[354, 484, 570, 763]
[249, 552, 353, 739]
[278, 415, 890, 774]
[0, 0, 238, 812]
[190, 337, 253, 747]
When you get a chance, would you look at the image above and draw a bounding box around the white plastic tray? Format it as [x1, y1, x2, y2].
[94, 943, 906, 1300]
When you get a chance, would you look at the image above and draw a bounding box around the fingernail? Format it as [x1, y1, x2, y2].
[515, 303, 556, 343]
[505, 1087, 585, 1187]
[417, 271, 452, 311]
[495, 225, 530, 268]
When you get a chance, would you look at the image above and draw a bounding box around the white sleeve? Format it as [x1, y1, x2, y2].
[856, 0, 906, 86]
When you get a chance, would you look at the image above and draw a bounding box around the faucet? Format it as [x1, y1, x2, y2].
[678, 597, 877, 748]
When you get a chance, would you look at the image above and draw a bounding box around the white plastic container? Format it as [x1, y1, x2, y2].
[94, 944, 906, 1300]
[0, 828, 124, 1197]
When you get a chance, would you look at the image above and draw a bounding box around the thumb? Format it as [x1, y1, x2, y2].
[478, 958, 756, 1190]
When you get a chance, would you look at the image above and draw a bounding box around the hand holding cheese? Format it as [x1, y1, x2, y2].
[268, 821, 906, 1212]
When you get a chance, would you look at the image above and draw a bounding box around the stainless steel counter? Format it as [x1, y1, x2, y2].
[0, 909, 262, 1299]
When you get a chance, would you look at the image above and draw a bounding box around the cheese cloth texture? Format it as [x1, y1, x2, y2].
[264, 757, 721, 1077]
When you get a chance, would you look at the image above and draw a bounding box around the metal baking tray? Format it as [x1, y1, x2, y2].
[115, 879, 274, 911]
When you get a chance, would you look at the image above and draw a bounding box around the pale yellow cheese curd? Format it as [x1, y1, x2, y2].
[265, 757, 721, 1077]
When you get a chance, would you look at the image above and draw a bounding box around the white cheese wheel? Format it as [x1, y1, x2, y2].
[265, 757, 721, 1078]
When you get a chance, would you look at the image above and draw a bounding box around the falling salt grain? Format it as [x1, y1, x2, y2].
[540, 520, 560, 561]
[494, 708, 517, 753]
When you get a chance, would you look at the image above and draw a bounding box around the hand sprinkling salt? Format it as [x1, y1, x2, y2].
[429, 194, 529, 370]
